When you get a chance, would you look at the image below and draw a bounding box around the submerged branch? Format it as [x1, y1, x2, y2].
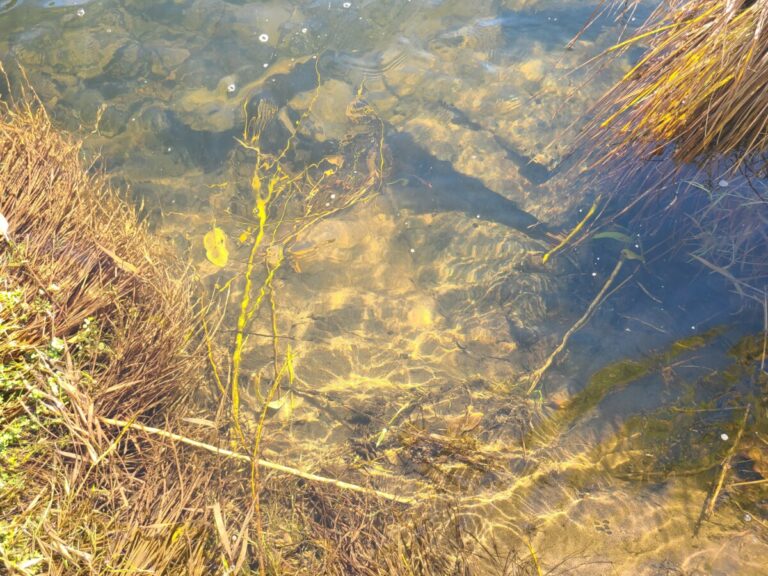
[694, 405, 750, 535]
[98, 416, 414, 504]
[527, 256, 627, 394]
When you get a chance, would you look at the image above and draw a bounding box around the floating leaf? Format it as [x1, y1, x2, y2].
[593, 231, 633, 244]
[265, 397, 287, 414]
[204, 226, 229, 267]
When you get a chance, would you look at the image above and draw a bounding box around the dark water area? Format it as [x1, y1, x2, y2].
[1, 0, 766, 573]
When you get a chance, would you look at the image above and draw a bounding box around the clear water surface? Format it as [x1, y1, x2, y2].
[1, 1, 765, 573]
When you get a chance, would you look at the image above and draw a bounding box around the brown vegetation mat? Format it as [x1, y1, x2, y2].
[0, 85, 528, 574]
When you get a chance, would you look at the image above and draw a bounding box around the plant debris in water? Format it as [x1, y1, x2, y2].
[0, 77, 543, 574]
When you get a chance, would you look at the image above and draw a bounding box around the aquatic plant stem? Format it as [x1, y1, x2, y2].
[251, 349, 291, 576]
[230, 171, 273, 441]
[542, 195, 601, 263]
[525, 537, 543, 576]
[99, 416, 413, 504]
[527, 256, 625, 394]
[761, 290, 767, 373]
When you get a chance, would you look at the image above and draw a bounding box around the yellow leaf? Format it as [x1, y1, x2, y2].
[204, 227, 229, 267]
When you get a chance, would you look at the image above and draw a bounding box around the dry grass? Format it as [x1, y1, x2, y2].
[0, 78, 215, 573]
[0, 92, 200, 417]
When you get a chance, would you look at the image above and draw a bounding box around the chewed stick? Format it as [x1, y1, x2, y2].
[99, 416, 413, 504]
[527, 256, 625, 394]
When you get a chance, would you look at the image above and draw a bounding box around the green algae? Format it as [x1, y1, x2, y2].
[588, 329, 767, 483]
[599, 408, 730, 480]
[559, 327, 724, 427]
[562, 359, 648, 423]
[527, 327, 729, 450]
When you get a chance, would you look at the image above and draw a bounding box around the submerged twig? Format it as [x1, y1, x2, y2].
[98, 416, 413, 504]
[695, 406, 750, 535]
[730, 478, 768, 488]
[689, 252, 746, 299]
[527, 256, 626, 394]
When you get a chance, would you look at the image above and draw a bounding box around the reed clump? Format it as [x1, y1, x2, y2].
[586, 0, 768, 170]
[575, 0, 768, 297]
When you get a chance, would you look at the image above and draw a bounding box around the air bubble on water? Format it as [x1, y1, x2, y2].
[330, 193, 336, 200]
[718, 179, 729, 187]
[720, 433, 729, 441]
[258, 33, 269, 43]
[342, 1, 351, 7]
[301, 27, 308, 34]
[227, 83, 236, 93]
[409, 248, 415, 253]
[263, 63, 269, 68]
[591, 272, 597, 277]
[744, 513, 752, 522]
[76, 8, 85, 17]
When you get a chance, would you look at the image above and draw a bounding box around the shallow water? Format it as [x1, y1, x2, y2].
[2, 0, 766, 573]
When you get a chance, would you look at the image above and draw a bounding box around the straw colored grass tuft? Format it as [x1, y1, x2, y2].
[0, 77, 213, 573]
[586, 0, 768, 171]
